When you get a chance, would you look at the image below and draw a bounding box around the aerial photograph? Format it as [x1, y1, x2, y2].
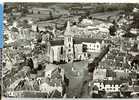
[2, 3, 139, 98]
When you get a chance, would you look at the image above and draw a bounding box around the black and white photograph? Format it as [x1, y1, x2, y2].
[2, 2, 139, 98]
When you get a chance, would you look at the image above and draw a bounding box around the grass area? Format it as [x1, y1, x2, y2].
[60, 60, 91, 97]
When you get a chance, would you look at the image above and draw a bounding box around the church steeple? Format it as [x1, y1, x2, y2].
[52, 25, 56, 39]
[64, 21, 71, 36]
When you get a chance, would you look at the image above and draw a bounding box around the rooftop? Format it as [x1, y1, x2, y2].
[94, 79, 123, 85]
[50, 38, 104, 46]
[50, 40, 64, 46]
[45, 64, 59, 73]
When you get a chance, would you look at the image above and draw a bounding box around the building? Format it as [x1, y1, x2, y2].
[44, 64, 59, 78]
[93, 68, 107, 80]
[29, 7, 51, 14]
[39, 64, 65, 97]
[47, 21, 109, 63]
[92, 80, 122, 93]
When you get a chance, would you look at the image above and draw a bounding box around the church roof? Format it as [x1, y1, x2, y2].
[64, 21, 72, 36]
[50, 38, 103, 46]
[50, 40, 64, 46]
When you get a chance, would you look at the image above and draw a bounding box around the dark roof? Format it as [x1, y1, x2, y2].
[103, 80, 122, 85]
[50, 40, 64, 46]
[14, 80, 35, 91]
[22, 24, 31, 29]
[133, 86, 139, 92]
[73, 38, 102, 44]
[106, 69, 116, 77]
[50, 38, 103, 46]
[118, 52, 126, 57]
[134, 55, 139, 61]
[122, 32, 137, 38]
[11, 27, 19, 32]
[130, 44, 139, 52]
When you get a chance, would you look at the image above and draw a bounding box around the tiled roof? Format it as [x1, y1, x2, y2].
[130, 44, 139, 52]
[106, 69, 116, 77]
[48, 78, 61, 87]
[103, 80, 122, 85]
[50, 40, 64, 46]
[133, 86, 139, 92]
[14, 80, 35, 91]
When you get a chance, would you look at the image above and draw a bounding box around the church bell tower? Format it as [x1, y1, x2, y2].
[64, 21, 74, 63]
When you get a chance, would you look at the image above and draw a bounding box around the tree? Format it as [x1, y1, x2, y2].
[27, 58, 34, 70]
[98, 89, 106, 98]
[82, 44, 87, 52]
[109, 25, 117, 36]
[91, 85, 99, 98]
[23, 19, 28, 25]
[49, 11, 53, 20]
[38, 11, 40, 14]
[21, 7, 29, 16]
[132, 12, 139, 28]
[36, 26, 39, 33]
[37, 33, 42, 43]
[4, 34, 9, 41]
[120, 84, 132, 98]
[124, 4, 135, 13]
[131, 55, 139, 69]
[78, 16, 84, 24]
[85, 11, 90, 17]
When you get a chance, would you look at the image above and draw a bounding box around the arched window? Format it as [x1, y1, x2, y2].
[69, 44, 71, 48]
[61, 47, 63, 55]
[97, 44, 99, 48]
[68, 37, 71, 42]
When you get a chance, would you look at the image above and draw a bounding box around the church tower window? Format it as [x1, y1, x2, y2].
[68, 37, 71, 42]
[69, 44, 71, 48]
[69, 49, 71, 52]
[61, 47, 63, 55]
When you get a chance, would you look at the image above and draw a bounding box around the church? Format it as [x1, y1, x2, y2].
[47, 21, 110, 63]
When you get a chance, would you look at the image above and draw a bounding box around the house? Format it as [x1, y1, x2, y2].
[47, 21, 109, 63]
[133, 8, 139, 13]
[44, 64, 59, 78]
[114, 69, 129, 79]
[9, 27, 19, 42]
[131, 85, 139, 97]
[39, 82, 63, 97]
[92, 80, 122, 93]
[40, 64, 65, 97]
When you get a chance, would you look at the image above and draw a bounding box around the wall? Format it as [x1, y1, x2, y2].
[74, 44, 84, 60]
[94, 82, 120, 92]
[93, 68, 107, 80]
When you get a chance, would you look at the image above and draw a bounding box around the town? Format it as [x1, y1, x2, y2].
[2, 3, 139, 98]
